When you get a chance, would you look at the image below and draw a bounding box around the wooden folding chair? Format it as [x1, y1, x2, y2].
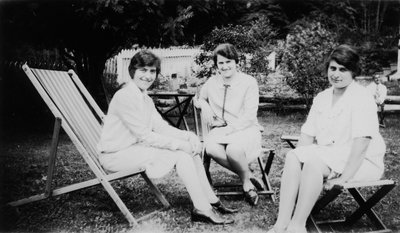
[280, 135, 396, 233]
[196, 108, 276, 201]
[7, 64, 171, 226]
[378, 103, 386, 128]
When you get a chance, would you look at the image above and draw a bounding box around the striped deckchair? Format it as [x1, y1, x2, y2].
[7, 64, 170, 226]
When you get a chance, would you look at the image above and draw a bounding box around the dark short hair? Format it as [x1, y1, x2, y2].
[128, 50, 161, 79]
[325, 44, 360, 78]
[212, 43, 239, 67]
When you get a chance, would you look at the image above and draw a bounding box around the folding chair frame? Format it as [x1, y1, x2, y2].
[378, 103, 386, 127]
[7, 65, 171, 226]
[280, 135, 395, 233]
[203, 148, 276, 201]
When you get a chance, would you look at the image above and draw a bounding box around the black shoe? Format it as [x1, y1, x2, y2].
[250, 177, 264, 191]
[191, 208, 234, 225]
[245, 189, 259, 206]
[211, 200, 238, 214]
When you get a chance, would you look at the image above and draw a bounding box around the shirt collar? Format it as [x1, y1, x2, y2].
[217, 73, 240, 88]
[328, 80, 356, 109]
[126, 80, 148, 98]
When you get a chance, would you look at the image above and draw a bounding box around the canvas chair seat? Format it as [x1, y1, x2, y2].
[195, 104, 276, 201]
[280, 135, 395, 233]
[7, 64, 171, 226]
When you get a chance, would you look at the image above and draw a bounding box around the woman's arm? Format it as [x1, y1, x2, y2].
[325, 137, 370, 189]
[115, 91, 187, 151]
[339, 137, 370, 181]
[326, 90, 377, 188]
[151, 101, 202, 155]
[195, 80, 215, 125]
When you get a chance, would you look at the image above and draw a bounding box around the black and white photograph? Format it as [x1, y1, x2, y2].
[1, 0, 399, 232]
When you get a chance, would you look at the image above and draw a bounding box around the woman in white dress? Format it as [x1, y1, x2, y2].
[196, 43, 263, 205]
[97, 50, 236, 224]
[268, 45, 386, 233]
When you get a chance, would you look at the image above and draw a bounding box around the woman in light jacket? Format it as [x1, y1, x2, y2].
[98, 50, 236, 225]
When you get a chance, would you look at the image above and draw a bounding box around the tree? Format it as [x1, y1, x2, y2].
[0, 0, 194, 108]
[278, 21, 338, 108]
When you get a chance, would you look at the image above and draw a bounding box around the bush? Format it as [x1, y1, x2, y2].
[278, 22, 338, 108]
[360, 49, 398, 76]
[193, 16, 278, 82]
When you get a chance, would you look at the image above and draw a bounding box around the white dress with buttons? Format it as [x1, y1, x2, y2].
[292, 81, 386, 181]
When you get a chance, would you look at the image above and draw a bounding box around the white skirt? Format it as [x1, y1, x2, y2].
[99, 144, 184, 179]
[291, 136, 386, 182]
[205, 125, 262, 163]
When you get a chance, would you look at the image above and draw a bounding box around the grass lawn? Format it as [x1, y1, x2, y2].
[0, 110, 399, 233]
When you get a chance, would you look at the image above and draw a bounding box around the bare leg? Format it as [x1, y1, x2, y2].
[205, 142, 232, 169]
[273, 151, 302, 232]
[225, 144, 253, 191]
[287, 158, 330, 231]
[206, 142, 256, 191]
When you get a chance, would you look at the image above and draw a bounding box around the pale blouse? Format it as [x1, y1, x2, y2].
[301, 81, 385, 163]
[97, 81, 190, 154]
[198, 72, 261, 131]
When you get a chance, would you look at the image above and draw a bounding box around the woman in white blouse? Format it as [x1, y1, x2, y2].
[97, 50, 236, 225]
[196, 43, 263, 206]
[268, 45, 386, 233]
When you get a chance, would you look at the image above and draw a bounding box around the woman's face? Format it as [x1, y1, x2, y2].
[133, 66, 157, 92]
[216, 54, 237, 79]
[327, 60, 353, 90]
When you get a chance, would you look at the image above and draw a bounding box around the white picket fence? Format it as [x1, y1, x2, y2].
[104, 48, 201, 84]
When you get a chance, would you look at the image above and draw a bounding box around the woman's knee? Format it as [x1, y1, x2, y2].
[285, 150, 300, 164]
[302, 159, 330, 177]
[225, 144, 245, 158]
[204, 142, 223, 157]
[176, 151, 194, 164]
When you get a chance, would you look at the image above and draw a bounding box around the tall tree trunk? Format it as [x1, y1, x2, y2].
[375, 0, 381, 33]
[378, 1, 389, 33]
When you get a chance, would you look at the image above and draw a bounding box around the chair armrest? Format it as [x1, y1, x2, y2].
[280, 135, 300, 142]
[280, 135, 299, 149]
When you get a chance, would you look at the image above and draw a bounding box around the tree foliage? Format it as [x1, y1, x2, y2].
[194, 16, 278, 81]
[278, 21, 338, 108]
[0, 0, 196, 108]
[1, 0, 399, 108]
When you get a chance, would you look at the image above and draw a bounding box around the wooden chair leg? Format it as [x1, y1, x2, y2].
[345, 184, 395, 228]
[203, 151, 213, 185]
[140, 172, 170, 208]
[258, 150, 276, 202]
[204, 149, 275, 199]
[97, 176, 138, 226]
[45, 117, 62, 197]
[307, 215, 323, 233]
[309, 183, 395, 232]
[312, 185, 343, 215]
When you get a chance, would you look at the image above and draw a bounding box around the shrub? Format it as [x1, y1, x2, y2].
[193, 16, 278, 82]
[278, 22, 338, 108]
